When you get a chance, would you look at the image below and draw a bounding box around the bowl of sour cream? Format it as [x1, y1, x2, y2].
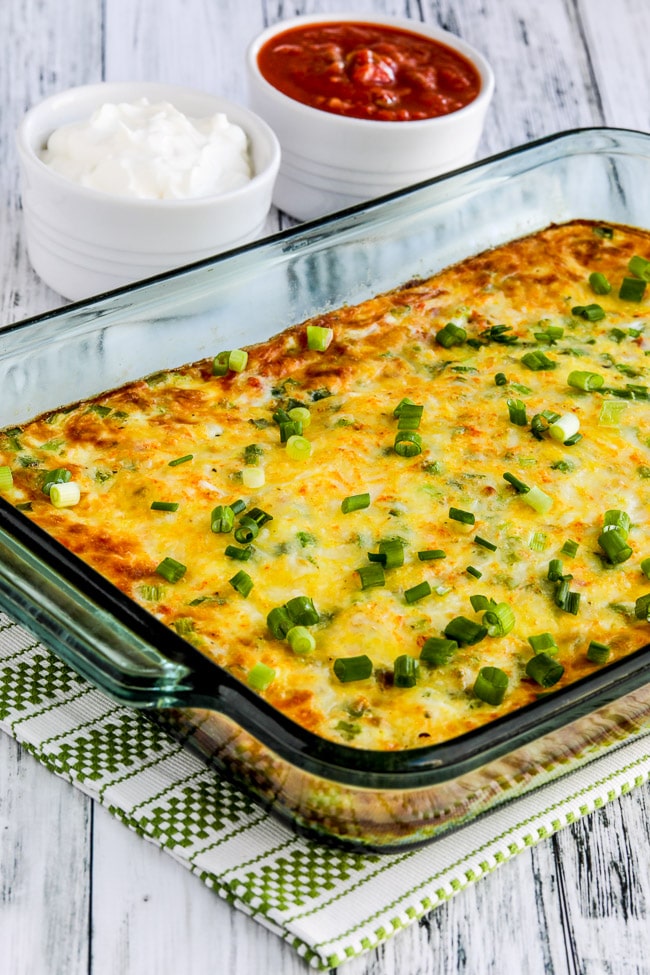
[16, 82, 281, 300]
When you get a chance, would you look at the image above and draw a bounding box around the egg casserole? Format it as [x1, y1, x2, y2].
[2, 219, 650, 752]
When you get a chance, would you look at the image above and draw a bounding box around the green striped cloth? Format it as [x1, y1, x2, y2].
[2, 610, 650, 969]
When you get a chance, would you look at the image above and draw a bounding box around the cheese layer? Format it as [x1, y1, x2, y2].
[3, 220, 650, 750]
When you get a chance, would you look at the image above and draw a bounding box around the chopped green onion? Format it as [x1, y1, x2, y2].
[562, 432, 583, 447]
[619, 277, 646, 302]
[234, 516, 260, 544]
[230, 499, 247, 515]
[629, 255, 650, 281]
[211, 505, 235, 533]
[267, 606, 293, 639]
[341, 492, 370, 514]
[470, 594, 491, 612]
[528, 632, 558, 653]
[521, 350, 556, 371]
[229, 569, 253, 598]
[507, 398, 527, 426]
[333, 655, 373, 683]
[522, 485, 553, 514]
[0, 466, 13, 491]
[288, 406, 311, 427]
[394, 431, 422, 457]
[526, 652, 564, 687]
[466, 565, 482, 579]
[224, 544, 253, 561]
[279, 419, 303, 442]
[593, 226, 614, 239]
[151, 501, 179, 512]
[561, 539, 579, 557]
[393, 654, 418, 688]
[357, 564, 385, 590]
[242, 467, 265, 489]
[473, 666, 508, 705]
[548, 558, 564, 581]
[378, 538, 405, 569]
[598, 401, 628, 426]
[397, 404, 424, 431]
[420, 637, 458, 667]
[554, 578, 570, 608]
[495, 372, 508, 386]
[287, 625, 316, 655]
[243, 443, 264, 466]
[589, 272, 611, 295]
[571, 303, 606, 321]
[405, 581, 432, 604]
[306, 324, 333, 351]
[564, 591, 581, 615]
[587, 640, 611, 664]
[247, 662, 276, 691]
[449, 507, 475, 526]
[246, 507, 273, 528]
[603, 509, 631, 538]
[483, 602, 515, 637]
[641, 557, 650, 579]
[548, 413, 580, 443]
[444, 616, 487, 645]
[168, 454, 193, 467]
[529, 531, 548, 552]
[286, 435, 312, 461]
[155, 557, 187, 583]
[418, 549, 446, 561]
[635, 594, 650, 620]
[503, 471, 530, 494]
[50, 482, 81, 508]
[138, 585, 163, 601]
[598, 528, 632, 564]
[213, 349, 248, 376]
[435, 322, 466, 348]
[393, 397, 416, 417]
[285, 595, 320, 626]
[40, 468, 71, 495]
[568, 370, 604, 391]
[474, 535, 497, 552]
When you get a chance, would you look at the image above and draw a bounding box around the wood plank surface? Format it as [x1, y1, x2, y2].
[1, 1, 650, 973]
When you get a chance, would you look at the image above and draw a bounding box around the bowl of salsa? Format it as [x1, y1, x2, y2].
[246, 15, 494, 220]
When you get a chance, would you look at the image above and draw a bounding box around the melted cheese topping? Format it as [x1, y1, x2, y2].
[3, 220, 650, 750]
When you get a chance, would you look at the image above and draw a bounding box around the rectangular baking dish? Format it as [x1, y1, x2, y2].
[2, 127, 650, 851]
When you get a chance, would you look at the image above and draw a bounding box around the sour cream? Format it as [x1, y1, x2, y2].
[39, 98, 252, 200]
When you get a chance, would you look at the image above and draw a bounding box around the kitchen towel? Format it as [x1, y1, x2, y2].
[1, 610, 649, 970]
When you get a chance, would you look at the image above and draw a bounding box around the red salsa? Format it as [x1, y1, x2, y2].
[257, 21, 482, 122]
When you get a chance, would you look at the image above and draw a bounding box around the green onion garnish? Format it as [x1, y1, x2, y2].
[417, 549, 446, 561]
[279, 419, 303, 442]
[449, 507, 475, 525]
[619, 277, 646, 302]
[230, 499, 247, 515]
[247, 662, 275, 691]
[396, 403, 423, 431]
[503, 471, 530, 494]
[561, 539, 579, 557]
[242, 468, 265, 489]
[526, 652, 564, 687]
[288, 406, 311, 427]
[306, 324, 333, 351]
[529, 531, 548, 552]
[507, 398, 527, 426]
[393, 397, 416, 417]
[393, 654, 418, 688]
[628, 255, 650, 281]
[267, 606, 293, 639]
[589, 272, 611, 295]
[0, 466, 13, 491]
[286, 435, 312, 461]
[571, 303, 606, 321]
[587, 640, 611, 664]
[213, 349, 248, 375]
[40, 467, 72, 495]
[598, 528, 632, 564]
[435, 322, 466, 348]
[641, 557, 650, 579]
[474, 535, 497, 551]
[50, 482, 81, 508]
[522, 485, 553, 514]
[155, 557, 187, 583]
[444, 616, 487, 645]
[168, 454, 193, 467]
[466, 565, 482, 579]
[210, 502, 234, 534]
[405, 581, 432, 604]
[234, 516, 260, 544]
[224, 544, 253, 561]
[394, 431, 422, 457]
[483, 602, 515, 637]
[528, 632, 558, 653]
[635, 594, 650, 620]
[548, 559, 564, 581]
[599, 401, 628, 426]
[420, 637, 458, 667]
[473, 666, 508, 705]
[357, 564, 385, 590]
[565, 591, 581, 615]
[333, 655, 373, 683]
[548, 413, 579, 443]
[521, 350, 556, 371]
[341, 492, 370, 514]
[568, 370, 604, 391]
[470, 594, 491, 612]
[377, 538, 405, 569]
[229, 569, 253, 598]
[287, 625, 316, 654]
[285, 595, 320, 626]
[603, 509, 631, 537]
[495, 372, 508, 386]
[151, 501, 179, 512]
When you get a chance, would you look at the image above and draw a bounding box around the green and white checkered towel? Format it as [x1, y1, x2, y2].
[2, 609, 650, 969]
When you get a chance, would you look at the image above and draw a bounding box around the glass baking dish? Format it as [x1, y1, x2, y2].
[2, 127, 650, 851]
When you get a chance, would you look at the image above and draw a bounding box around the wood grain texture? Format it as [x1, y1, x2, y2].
[1, 1, 650, 973]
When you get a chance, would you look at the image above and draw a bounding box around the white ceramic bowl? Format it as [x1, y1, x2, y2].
[246, 14, 495, 221]
[16, 82, 281, 301]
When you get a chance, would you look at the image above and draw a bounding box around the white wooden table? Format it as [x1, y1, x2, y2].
[2, 2, 650, 973]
